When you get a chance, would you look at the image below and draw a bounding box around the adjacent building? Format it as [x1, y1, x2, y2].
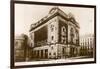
[79, 34, 94, 57]
[29, 7, 80, 59]
[14, 34, 33, 62]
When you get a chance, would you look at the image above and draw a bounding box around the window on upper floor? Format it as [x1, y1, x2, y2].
[61, 26, 66, 36]
[50, 24, 54, 32]
[61, 26, 67, 44]
[49, 53, 51, 55]
[70, 28, 74, 43]
[51, 46, 53, 49]
[51, 36, 54, 40]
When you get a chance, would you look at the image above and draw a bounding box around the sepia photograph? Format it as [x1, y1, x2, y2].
[11, 1, 96, 68]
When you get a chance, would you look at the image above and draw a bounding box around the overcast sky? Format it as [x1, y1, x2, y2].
[15, 4, 94, 36]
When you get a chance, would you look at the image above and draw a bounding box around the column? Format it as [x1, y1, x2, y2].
[39, 50, 41, 59]
[43, 50, 45, 59]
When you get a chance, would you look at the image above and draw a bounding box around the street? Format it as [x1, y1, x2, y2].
[15, 57, 94, 66]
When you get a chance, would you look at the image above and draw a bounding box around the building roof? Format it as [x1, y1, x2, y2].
[30, 7, 79, 31]
[15, 34, 28, 40]
[80, 34, 94, 38]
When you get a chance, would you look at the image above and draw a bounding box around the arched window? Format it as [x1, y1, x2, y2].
[61, 26, 66, 44]
[51, 36, 54, 40]
[50, 24, 54, 32]
[70, 28, 74, 43]
[61, 26, 66, 36]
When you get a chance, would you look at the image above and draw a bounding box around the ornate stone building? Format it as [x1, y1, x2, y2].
[29, 7, 80, 59]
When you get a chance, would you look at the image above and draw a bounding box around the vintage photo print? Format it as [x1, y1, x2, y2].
[11, 1, 96, 68]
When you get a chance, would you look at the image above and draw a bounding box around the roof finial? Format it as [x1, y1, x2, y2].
[49, 6, 59, 14]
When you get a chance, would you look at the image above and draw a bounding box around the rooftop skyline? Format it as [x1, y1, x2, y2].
[15, 4, 94, 36]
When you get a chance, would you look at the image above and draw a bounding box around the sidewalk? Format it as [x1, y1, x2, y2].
[15, 57, 94, 66]
[67, 56, 90, 59]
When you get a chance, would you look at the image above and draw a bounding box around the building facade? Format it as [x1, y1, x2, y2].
[14, 34, 33, 62]
[30, 7, 80, 59]
[79, 34, 94, 57]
